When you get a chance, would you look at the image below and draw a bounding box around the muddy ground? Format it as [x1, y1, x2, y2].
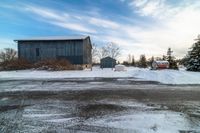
[0, 78, 200, 133]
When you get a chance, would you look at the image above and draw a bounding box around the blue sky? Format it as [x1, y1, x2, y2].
[1, 0, 200, 60]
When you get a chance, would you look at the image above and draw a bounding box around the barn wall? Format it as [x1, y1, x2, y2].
[83, 37, 92, 65]
[18, 40, 85, 64]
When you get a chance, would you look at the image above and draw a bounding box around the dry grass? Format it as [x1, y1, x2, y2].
[0, 58, 81, 71]
[0, 58, 32, 70]
[34, 59, 75, 71]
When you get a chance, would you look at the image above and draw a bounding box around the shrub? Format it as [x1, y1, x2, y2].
[0, 58, 32, 71]
[0, 48, 17, 62]
[0, 58, 77, 71]
[34, 59, 74, 71]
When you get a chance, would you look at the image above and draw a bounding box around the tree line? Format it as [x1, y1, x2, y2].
[120, 35, 200, 72]
[1, 35, 200, 72]
[92, 42, 179, 69]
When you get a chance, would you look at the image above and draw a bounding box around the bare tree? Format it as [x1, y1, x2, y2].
[97, 46, 108, 60]
[91, 43, 99, 63]
[95, 42, 121, 62]
[105, 42, 121, 59]
[0, 48, 17, 62]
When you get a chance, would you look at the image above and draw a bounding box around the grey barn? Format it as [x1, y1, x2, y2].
[100, 56, 116, 68]
[14, 36, 92, 67]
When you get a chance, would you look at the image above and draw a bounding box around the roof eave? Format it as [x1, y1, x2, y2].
[14, 35, 89, 42]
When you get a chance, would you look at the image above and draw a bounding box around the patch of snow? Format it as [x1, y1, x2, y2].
[86, 111, 200, 132]
[1, 97, 9, 101]
[23, 113, 66, 118]
[131, 68, 200, 84]
[98, 99, 150, 109]
[45, 117, 77, 123]
[0, 67, 131, 80]
[88, 82, 105, 84]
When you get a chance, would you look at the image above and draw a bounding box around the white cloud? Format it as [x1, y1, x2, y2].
[25, 5, 68, 22]
[24, 5, 96, 33]
[129, 0, 179, 19]
[2, 2, 200, 61]
[92, 0, 200, 60]
[51, 21, 96, 33]
[89, 18, 120, 29]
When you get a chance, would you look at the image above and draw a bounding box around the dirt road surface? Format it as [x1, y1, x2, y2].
[0, 78, 200, 133]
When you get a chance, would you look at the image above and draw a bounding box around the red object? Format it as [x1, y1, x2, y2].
[158, 64, 168, 68]
[152, 61, 169, 70]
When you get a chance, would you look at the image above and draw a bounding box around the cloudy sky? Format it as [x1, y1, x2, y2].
[0, 0, 200, 60]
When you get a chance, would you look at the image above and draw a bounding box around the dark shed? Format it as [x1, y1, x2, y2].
[100, 56, 116, 68]
[14, 36, 92, 67]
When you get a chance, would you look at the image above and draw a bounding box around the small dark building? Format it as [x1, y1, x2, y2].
[100, 56, 116, 68]
[14, 36, 92, 67]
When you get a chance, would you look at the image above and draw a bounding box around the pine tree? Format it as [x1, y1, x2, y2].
[186, 36, 200, 71]
[181, 56, 189, 67]
[122, 61, 129, 66]
[162, 55, 167, 60]
[166, 48, 178, 70]
[149, 56, 154, 68]
[138, 54, 147, 68]
[131, 55, 135, 66]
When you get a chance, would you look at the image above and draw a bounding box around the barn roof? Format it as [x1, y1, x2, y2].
[14, 35, 89, 42]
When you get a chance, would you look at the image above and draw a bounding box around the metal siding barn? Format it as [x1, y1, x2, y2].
[100, 57, 116, 68]
[15, 36, 92, 66]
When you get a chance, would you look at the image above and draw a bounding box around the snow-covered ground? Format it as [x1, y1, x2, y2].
[0, 67, 200, 84]
[132, 68, 200, 84]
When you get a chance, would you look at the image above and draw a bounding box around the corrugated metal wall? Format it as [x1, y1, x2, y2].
[18, 40, 88, 64]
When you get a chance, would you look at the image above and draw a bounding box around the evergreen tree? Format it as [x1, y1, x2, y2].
[149, 56, 154, 68]
[180, 56, 189, 66]
[122, 61, 129, 66]
[186, 36, 200, 71]
[162, 55, 167, 60]
[166, 48, 178, 69]
[131, 55, 135, 66]
[138, 54, 147, 68]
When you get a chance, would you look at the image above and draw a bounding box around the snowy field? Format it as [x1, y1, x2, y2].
[0, 67, 200, 84]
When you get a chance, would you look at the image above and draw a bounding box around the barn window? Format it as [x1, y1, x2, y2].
[36, 48, 40, 56]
